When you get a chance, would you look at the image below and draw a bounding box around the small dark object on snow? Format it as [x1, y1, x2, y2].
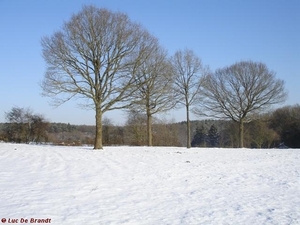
[278, 143, 288, 149]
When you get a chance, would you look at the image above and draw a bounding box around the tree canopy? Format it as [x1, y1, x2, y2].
[41, 5, 159, 149]
[194, 60, 287, 147]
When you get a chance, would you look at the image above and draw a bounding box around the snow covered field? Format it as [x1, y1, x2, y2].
[0, 143, 299, 225]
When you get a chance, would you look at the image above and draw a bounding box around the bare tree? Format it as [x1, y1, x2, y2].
[194, 61, 287, 148]
[152, 118, 181, 146]
[4, 107, 49, 143]
[102, 117, 113, 145]
[171, 49, 207, 148]
[248, 116, 279, 148]
[5, 107, 32, 143]
[129, 46, 176, 146]
[124, 110, 147, 146]
[41, 6, 158, 149]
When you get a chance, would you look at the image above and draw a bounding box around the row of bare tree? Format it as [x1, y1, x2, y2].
[40, 5, 287, 149]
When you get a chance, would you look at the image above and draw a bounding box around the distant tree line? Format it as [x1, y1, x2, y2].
[190, 104, 300, 148]
[1, 104, 299, 148]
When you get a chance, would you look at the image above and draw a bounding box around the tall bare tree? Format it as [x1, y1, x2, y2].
[171, 49, 207, 148]
[129, 46, 175, 146]
[41, 6, 158, 149]
[194, 61, 287, 148]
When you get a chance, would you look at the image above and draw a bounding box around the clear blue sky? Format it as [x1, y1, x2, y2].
[1, 0, 299, 125]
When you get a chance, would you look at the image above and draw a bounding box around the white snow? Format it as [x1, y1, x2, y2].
[0, 143, 299, 225]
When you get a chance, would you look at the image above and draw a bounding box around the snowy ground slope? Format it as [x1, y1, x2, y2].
[0, 143, 299, 225]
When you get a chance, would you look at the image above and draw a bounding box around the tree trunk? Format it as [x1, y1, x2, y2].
[186, 104, 191, 148]
[94, 107, 103, 149]
[147, 110, 153, 146]
[239, 119, 244, 148]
